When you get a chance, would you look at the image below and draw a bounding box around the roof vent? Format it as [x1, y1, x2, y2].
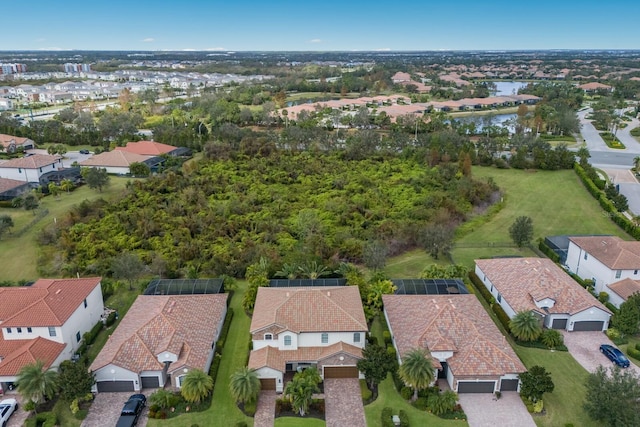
[55, 289, 62, 295]
[286, 292, 290, 298]
[327, 291, 331, 297]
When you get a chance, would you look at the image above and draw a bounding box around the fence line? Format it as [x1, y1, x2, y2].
[12, 208, 50, 238]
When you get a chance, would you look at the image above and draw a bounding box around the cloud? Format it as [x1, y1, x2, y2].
[309, 39, 322, 44]
[38, 47, 68, 51]
[375, 48, 391, 51]
[142, 38, 155, 43]
[205, 47, 227, 51]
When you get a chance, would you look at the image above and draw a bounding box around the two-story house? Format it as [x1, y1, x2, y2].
[566, 235, 640, 307]
[0, 277, 104, 392]
[0, 154, 62, 183]
[248, 286, 368, 392]
[0, 134, 35, 153]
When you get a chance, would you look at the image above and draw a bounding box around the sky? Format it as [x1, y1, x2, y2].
[2, 0, 639, 51]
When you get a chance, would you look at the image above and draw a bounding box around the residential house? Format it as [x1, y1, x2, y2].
[0, 154, 62, 183]
[578, 82, 613, 93]
[475, 258, 611, 331]
[114, 140, 180, 157]
[248, 286, 368, 392]
[383, 294, 526, 393]
[566, 235, 640, 307]
[0, 277, 104, 391]
[90, 294, 228, 392]
[0, 134, 35, 153]
[0, 177, 30, 200]
[79, 150, 162, 175]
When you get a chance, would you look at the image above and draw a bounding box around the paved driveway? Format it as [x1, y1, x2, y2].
[82, 391, 149, 427]
[459, 391, 536, 427]
[562, 331, 640, 375]
[324, 378, 366, 427]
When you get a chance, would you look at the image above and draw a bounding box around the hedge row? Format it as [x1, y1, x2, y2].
[468, 271, 511, 334]
[538, 239, 560, 263]
[574, 163, 640, 240]
[215, 307, 234, 354]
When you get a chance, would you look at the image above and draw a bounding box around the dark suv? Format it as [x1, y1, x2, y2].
[116, 394, 146, 427]
[600, 344, 630, 368]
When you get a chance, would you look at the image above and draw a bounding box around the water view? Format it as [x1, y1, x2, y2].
[491, 81, 529, 96]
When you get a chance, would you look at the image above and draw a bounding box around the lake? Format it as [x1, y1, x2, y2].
[492, 81, 529, 96]
[454, 113, 518, 133]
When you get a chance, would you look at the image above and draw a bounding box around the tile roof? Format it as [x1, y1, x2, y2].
[0, 337, 66, 376]
[0, 177, 28, 193]
[0, 134, 32, 148]
[79, 150, 150, 168]
[115, 140, 177, 156]
[0, 154, 61, 169]
[90, 294, 228, 374]
[0, 277, 102, 327]
[250, 287, 367, 334]
[578, 82, 612, 90]
[248, 341, 362, 372]
[608, 278, 640, 300]
[383, 294, 525, 377]
[569, 236, 640, 269]
[475, 258, 611, 316]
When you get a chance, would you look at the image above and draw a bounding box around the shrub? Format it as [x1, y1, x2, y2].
[243, 400, 257, 417]
[400, 386, 413, 400]
[235, 423, 248, 427]
[382, 330, 392, 344]
[216, 308, 234, 354]
[74, 409, 89, 420]
[367, 334, 378, 345]
[532, 400, 544, 413]
[311, 398, 325, 413]
[399, 409, 410, 427]
[105, 310, 117, 327]
[413, 397, 429, 411]
[538, 239, 561, 263]
[636, 342, 640, 351]
[627, 346, 640, 360]
[540, 329, 564, 348]
[208, 353, 222, 382]
[387, 345, 396, 358]
[605, 302, 619, 315]
[392, 371, 405, 392]
[598, 292, 609, 303]
[381, 407, 394, 427]
[24, 412, 57, 427]
[360, 379, 373, 403]
[83, 321, 104, 346]
[606, 328, 621, 340]
[492, 304, 512, 334]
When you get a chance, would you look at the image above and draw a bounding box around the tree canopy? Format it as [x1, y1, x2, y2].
[584, 365, 640, 427]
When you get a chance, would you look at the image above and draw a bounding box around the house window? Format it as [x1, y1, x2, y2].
[264, 333, 273, 340]
[177, 375, 186, 388]
[6, 328, 11, 334]
[354, 333, 361, 343]
[284, 335, 292, 346]
[635, 270, 638, 275]
[616, 270, 622, 279]
[17, 327, 22, 334]
[497, 293, 502, 303]
[48, 327, 56, 337]
[84, 299, 87, 308]
[76, 332, 81, 342]
[27, 327, 32, 333]
[584, 253, 588, 260]
[321, 333, 328, 344]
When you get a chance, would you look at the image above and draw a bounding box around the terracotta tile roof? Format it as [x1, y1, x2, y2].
[115, 140, 177, 156]
[569, 236, 640, 270]
[383, 294, 525, 377]
[79, 150, 150, 168]
[250, 287, 367, 334]
[0, 177, 28, 193]
[248, 341, 362, 372]
[475, 258, 611, 316]
[608, 278, 640, 300]
[90, 294, 228, 374]
[578, 82, 612, 90]
[0, 134, 33, 149]
[0, 154, 61, 170]
[0, 337, 66, 376]
[0, 277, 102, 327]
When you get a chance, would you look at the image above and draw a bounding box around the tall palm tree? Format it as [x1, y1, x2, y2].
[180, 369, 213, 404]
[509, 311, 542, 342]
[398, 348, 435, 401]
[229, 367, 261, 405]
[284, 375, 319, 417]
[60, 178, 73, 193]
[16, 360, 59, 412]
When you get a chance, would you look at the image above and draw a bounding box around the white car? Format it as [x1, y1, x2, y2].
[0, 398, 17, 427]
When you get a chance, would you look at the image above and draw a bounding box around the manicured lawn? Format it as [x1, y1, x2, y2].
[451, 167, 630, 270]
[274, 417, 326, 426]
[0, 176, 131, 281]
[147, 281, 253, 427]
[620, 335, 640, 368]
[514, 346, 599, 427]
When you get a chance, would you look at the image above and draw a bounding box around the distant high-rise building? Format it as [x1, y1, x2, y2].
[63, 63, 92, 73]
[0, 63, 27, 75]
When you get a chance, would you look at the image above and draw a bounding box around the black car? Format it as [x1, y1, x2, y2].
[79, 149, 90, 155]
[116, 394, 146, 427]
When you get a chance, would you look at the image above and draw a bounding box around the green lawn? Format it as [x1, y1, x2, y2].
[147, 281, 253, 427]
[0, 177, 131, 281]
[451, 167, 630, 270]
[274, 417, 326, 426]
[514, 346, 598, 427]
[383, 249, 445, 278]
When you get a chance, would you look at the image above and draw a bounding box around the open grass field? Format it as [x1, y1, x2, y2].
[0, 177, 131, 281]
[382, 248, 447, 278]
[514, 346, 599, 427]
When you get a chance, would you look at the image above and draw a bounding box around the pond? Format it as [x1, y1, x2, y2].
[491, 81, 529, 96]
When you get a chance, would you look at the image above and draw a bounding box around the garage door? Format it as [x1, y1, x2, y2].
[551, 318, 568, 329]
[323, 366, 359, 379]
[260, 378, 276, 390]
[457, 381, 496, 393]
[500, 379, 519, 391]
[141, 376, 160, 388]
[96, 380, 135, 392]
[573, 321, 604, 331]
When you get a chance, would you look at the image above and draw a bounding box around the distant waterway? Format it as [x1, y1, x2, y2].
[491, 81, 529, 96]
[453, 113, 518, 133]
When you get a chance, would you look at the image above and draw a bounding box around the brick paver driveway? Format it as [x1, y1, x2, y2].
[82, 391, 150, 427]
[254, 390, 276, 427]
[459, 391, 536, 427]
[562, 331, 640, 375]
[324, 378, 366, 427]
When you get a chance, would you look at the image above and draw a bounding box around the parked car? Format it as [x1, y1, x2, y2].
[0, 398, 18, 427]
[600, 344, 630, 368]
[115, 394, 146, 427]
[79, 149, 90, 155]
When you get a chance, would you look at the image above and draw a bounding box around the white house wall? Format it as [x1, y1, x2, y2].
[475, 265, 517, 318]
[608, 291, 626, 308]
[297, 331, 366, 349]
[83, 165, 131, 175]
[256, 367, 284, 393]
[59, 283, 104, 357]
[0, 162, 62, 183]
[93, 364, 141, 392]
[568, 307, 610, 331]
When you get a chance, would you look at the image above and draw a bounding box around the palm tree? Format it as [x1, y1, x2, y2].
[229, 367, 261, 405]
[634, 156, 640, 173]
[398, 348, 435, 401]
[298, 261, 329, 280]
[539, 329, 564, 348]
[275, 263, 299, 280]
[180, 369, 213, 404]
[60, 178, 73, 193]
[16, 360, 59, 412]
[427, 390, 458, 415]
[509, 311, 542, 342]
[284, 375, 319, 417]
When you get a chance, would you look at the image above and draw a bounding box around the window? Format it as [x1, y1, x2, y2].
[584, 253, 588, 260]
[83, 299, 87, 308]
[264, 333, 273, 340]
[284, 335, 292, 346]
[321, 333, 328, 344]
[616, 270, 622, 279]
[497, 293, 502, 303]
[354, 333, 361, 343]
[635, 270, 638, 275]
[27, 327, 32, 333]
[17, 327, 22, 334]
[6, 328, 11, 334]
[48, 327, 56, 337]
[76, 332, 81, 342]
